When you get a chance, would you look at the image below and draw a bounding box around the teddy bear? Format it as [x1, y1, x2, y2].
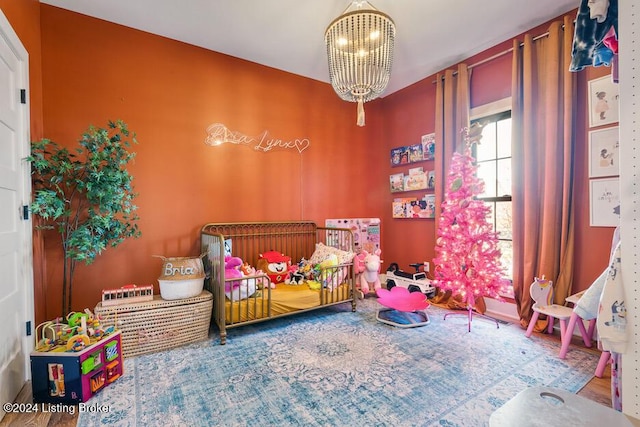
[224, 255, 256, 300]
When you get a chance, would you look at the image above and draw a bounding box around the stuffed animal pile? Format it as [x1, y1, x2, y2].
[222, 245, 358, 299]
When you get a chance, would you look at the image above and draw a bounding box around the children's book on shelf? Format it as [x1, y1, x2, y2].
[422, 133, 436, 160]
[392, 194, 435, 218]
[390, 173, 404, 192]
[390, 146, 410, 166]
[427, 170, 435, 189]
[403, 167, 428, 191]
[408, 144, 423, 163]
[423, 194, 436, 218]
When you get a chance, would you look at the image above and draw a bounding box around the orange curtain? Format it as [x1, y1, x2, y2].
[434, 64, 470, 229]
[433, 63, 474, 310]
[511, 16, 576, 328]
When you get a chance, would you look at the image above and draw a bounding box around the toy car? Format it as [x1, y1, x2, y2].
[385, 262, 436, 297]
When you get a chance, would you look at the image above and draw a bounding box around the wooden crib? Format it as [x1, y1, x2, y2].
[200, 221, 357, 344]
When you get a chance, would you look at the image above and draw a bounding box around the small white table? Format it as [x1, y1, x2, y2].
[490, 387, 633, 426]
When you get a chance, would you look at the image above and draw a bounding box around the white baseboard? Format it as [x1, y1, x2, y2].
[484, 297, 519, 323]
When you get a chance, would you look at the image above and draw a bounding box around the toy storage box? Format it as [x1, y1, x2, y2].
[30, 331, 123, 404]
[94, 290, 212, 358]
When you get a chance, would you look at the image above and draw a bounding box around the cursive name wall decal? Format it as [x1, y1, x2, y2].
[204, 123, 310, 154]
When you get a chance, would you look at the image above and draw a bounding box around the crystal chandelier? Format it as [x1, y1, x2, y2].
[325, 1, 395, 126]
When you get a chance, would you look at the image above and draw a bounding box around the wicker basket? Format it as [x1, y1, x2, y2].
[95, 291, 212, 358]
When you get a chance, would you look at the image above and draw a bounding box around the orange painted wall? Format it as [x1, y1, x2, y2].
[379, 78, 437, 271]
[38, 5, 385, 317]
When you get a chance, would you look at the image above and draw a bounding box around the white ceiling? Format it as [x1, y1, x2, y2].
[39, 0, 578, 96]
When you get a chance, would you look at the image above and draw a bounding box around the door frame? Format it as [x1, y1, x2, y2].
[0, 8, 35, 384]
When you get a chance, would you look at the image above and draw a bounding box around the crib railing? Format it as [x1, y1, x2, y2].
[201, 221, 356, 344]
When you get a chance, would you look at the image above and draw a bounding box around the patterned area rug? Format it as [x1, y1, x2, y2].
[77, 298, 599, 427]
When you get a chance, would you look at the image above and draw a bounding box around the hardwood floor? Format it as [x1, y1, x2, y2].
[0, 333, 615, 427]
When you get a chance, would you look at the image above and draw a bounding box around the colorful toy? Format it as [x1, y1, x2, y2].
[376, 286, 431, 328]
[34, 307, 115, 353]
[241, 262, 275, 289]
[297, 258, 314, 280]
[35, 317, 65, 351]
[101, 284, 153, 306]
[385, 262, 435, 297]
[66, 334, 90, 351]
[355, 249, 382, 297]
[285, 264, 305, 285]
[316, 253, 339, 291]
[224, 255, 256, 300]
[256, 250, 294, 285]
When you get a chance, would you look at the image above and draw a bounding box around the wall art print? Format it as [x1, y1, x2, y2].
[589, 177, 620, 227]
[588, 75, 619, 128]
[589, 126, 619, 178]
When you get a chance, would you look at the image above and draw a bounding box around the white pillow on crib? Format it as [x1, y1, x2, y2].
[309, 243, 354, 265]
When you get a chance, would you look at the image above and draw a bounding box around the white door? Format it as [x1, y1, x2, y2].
[0, 10, 33, 420]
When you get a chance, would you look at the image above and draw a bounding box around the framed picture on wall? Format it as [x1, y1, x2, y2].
[589, 177, 620, 227]
[589, 126, 619, 177]
[588, 75, 619, 128]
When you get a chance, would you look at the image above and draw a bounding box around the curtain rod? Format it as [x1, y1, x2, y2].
[432, 24, 566, 82]
[468, 30, 551, 70]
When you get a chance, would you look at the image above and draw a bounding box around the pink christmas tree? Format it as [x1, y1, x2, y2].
[432, 126, 510, 311]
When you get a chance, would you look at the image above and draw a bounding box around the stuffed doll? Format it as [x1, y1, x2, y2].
[256, 250, 294, 285]
[224, 255, 256, 300]
[357, 249, 382, 297]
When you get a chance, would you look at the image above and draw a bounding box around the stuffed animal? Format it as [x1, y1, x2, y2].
[224, 255, 256, 300]
[256, 250, 294, 285]
[240, 262, 255, 277]
[240, 262, 276, 289]
[297, 258, 314, 280]
[285, 265, 305, 285]
[240, 261, 274, 290]
[316, 253, 339, 291]
[356, 249, 382, 297]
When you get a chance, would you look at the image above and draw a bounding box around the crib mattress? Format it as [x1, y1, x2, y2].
[224, 282, 350, 324]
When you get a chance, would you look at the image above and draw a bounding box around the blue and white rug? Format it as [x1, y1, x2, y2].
[77, 298, 599, 427]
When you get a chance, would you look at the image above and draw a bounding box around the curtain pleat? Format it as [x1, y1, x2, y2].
[433, 63, 474, 309]
[435, 64, 470, 230]
[512, 16, 576, 328]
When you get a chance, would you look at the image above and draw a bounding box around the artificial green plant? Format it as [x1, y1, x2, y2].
[28, 120, 141, 316]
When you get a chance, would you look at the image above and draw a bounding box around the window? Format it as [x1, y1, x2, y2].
[471, 109, 513, 292]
